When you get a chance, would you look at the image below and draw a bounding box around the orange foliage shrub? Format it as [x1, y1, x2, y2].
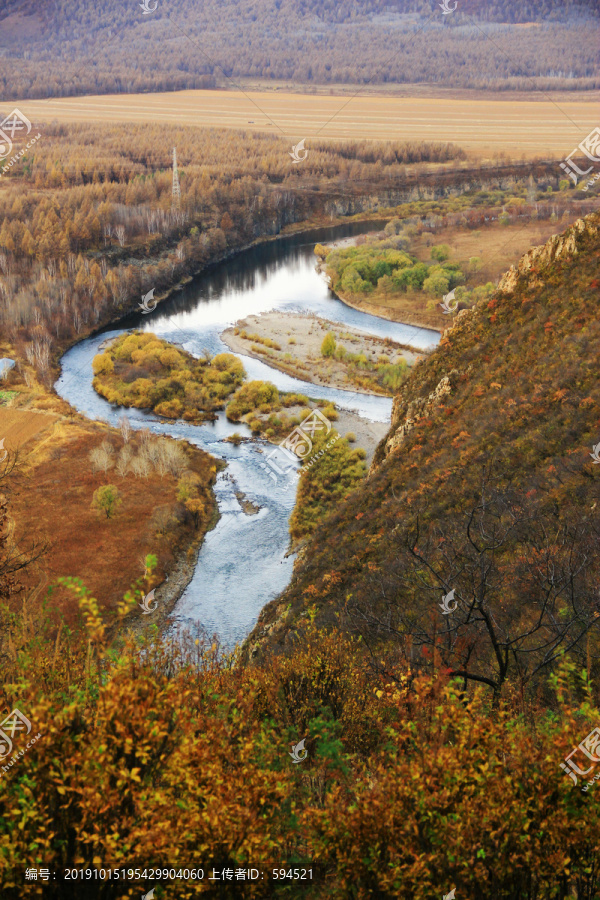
[0, 591, 598, 898]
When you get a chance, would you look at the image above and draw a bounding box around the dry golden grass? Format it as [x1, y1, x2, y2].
[7, 421, 217, 627]
[410, 218, 572, 282]
[0, 408, 58, 452]
[0, 357, 216, 629]
[12, 88, 600, 159]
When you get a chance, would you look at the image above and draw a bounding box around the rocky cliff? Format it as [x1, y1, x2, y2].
[245, 209, 600, 662]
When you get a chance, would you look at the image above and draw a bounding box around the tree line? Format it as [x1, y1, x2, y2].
[0, 121, 468, 383]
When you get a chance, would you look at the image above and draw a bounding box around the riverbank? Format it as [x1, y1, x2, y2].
[315, 250, 445, 332]
[327, 279, 443, 331]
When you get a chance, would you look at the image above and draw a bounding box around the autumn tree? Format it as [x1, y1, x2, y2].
[431, 244, 451, 262]
[89, 441, 114, 474]
[91, 484, 122, 519]
[119, 413, 132, 444]
[348, 474, 600, 703]
[321, 332, 336, 358]
[177, 472, 206, 528]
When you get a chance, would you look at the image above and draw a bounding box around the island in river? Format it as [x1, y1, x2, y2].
[220, 310, 423, 461]
[221, 311, 424, 396]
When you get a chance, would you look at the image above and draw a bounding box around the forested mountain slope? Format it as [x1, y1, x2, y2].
[247, 211, 600, 698]
[0, 0, 597, 98]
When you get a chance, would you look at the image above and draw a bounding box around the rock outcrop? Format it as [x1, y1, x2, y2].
[384, 369, 459, 458]
[497, 216, 599, 295]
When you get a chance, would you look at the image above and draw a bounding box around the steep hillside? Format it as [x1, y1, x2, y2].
[247, 211, 600, 695]
[0, 0, 597, 98]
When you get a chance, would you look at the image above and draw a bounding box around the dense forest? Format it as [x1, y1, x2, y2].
[0, 0, 598, 98]
[6, 119, 588, 392]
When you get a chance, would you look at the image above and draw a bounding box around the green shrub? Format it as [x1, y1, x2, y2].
[431, 243, 451, 262]
[91, 484, 122, 519]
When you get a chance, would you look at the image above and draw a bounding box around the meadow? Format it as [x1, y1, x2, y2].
[8, 88, 600, 159]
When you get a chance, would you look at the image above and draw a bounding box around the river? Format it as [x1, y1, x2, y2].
[55, 221, 440, 647]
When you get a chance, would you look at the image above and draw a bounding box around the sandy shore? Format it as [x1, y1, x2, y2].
[221, 311, 424, 393]
[331, 409, 389, 465]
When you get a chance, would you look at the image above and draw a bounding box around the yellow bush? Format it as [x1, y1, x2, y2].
[92, 353, 114, 376]
[92, 334, 247, 421]
[159, 348, 184, 369]
[155, 398, 184, 419]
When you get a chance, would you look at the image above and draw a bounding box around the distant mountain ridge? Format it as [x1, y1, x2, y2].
[0, 0, 597, 99]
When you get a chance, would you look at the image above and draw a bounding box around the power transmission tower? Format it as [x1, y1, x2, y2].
[172, 147, 181, 208]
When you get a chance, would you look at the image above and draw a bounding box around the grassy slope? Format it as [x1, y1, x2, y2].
[246, 210, 600, 657]
[0, 343, 219, 630]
